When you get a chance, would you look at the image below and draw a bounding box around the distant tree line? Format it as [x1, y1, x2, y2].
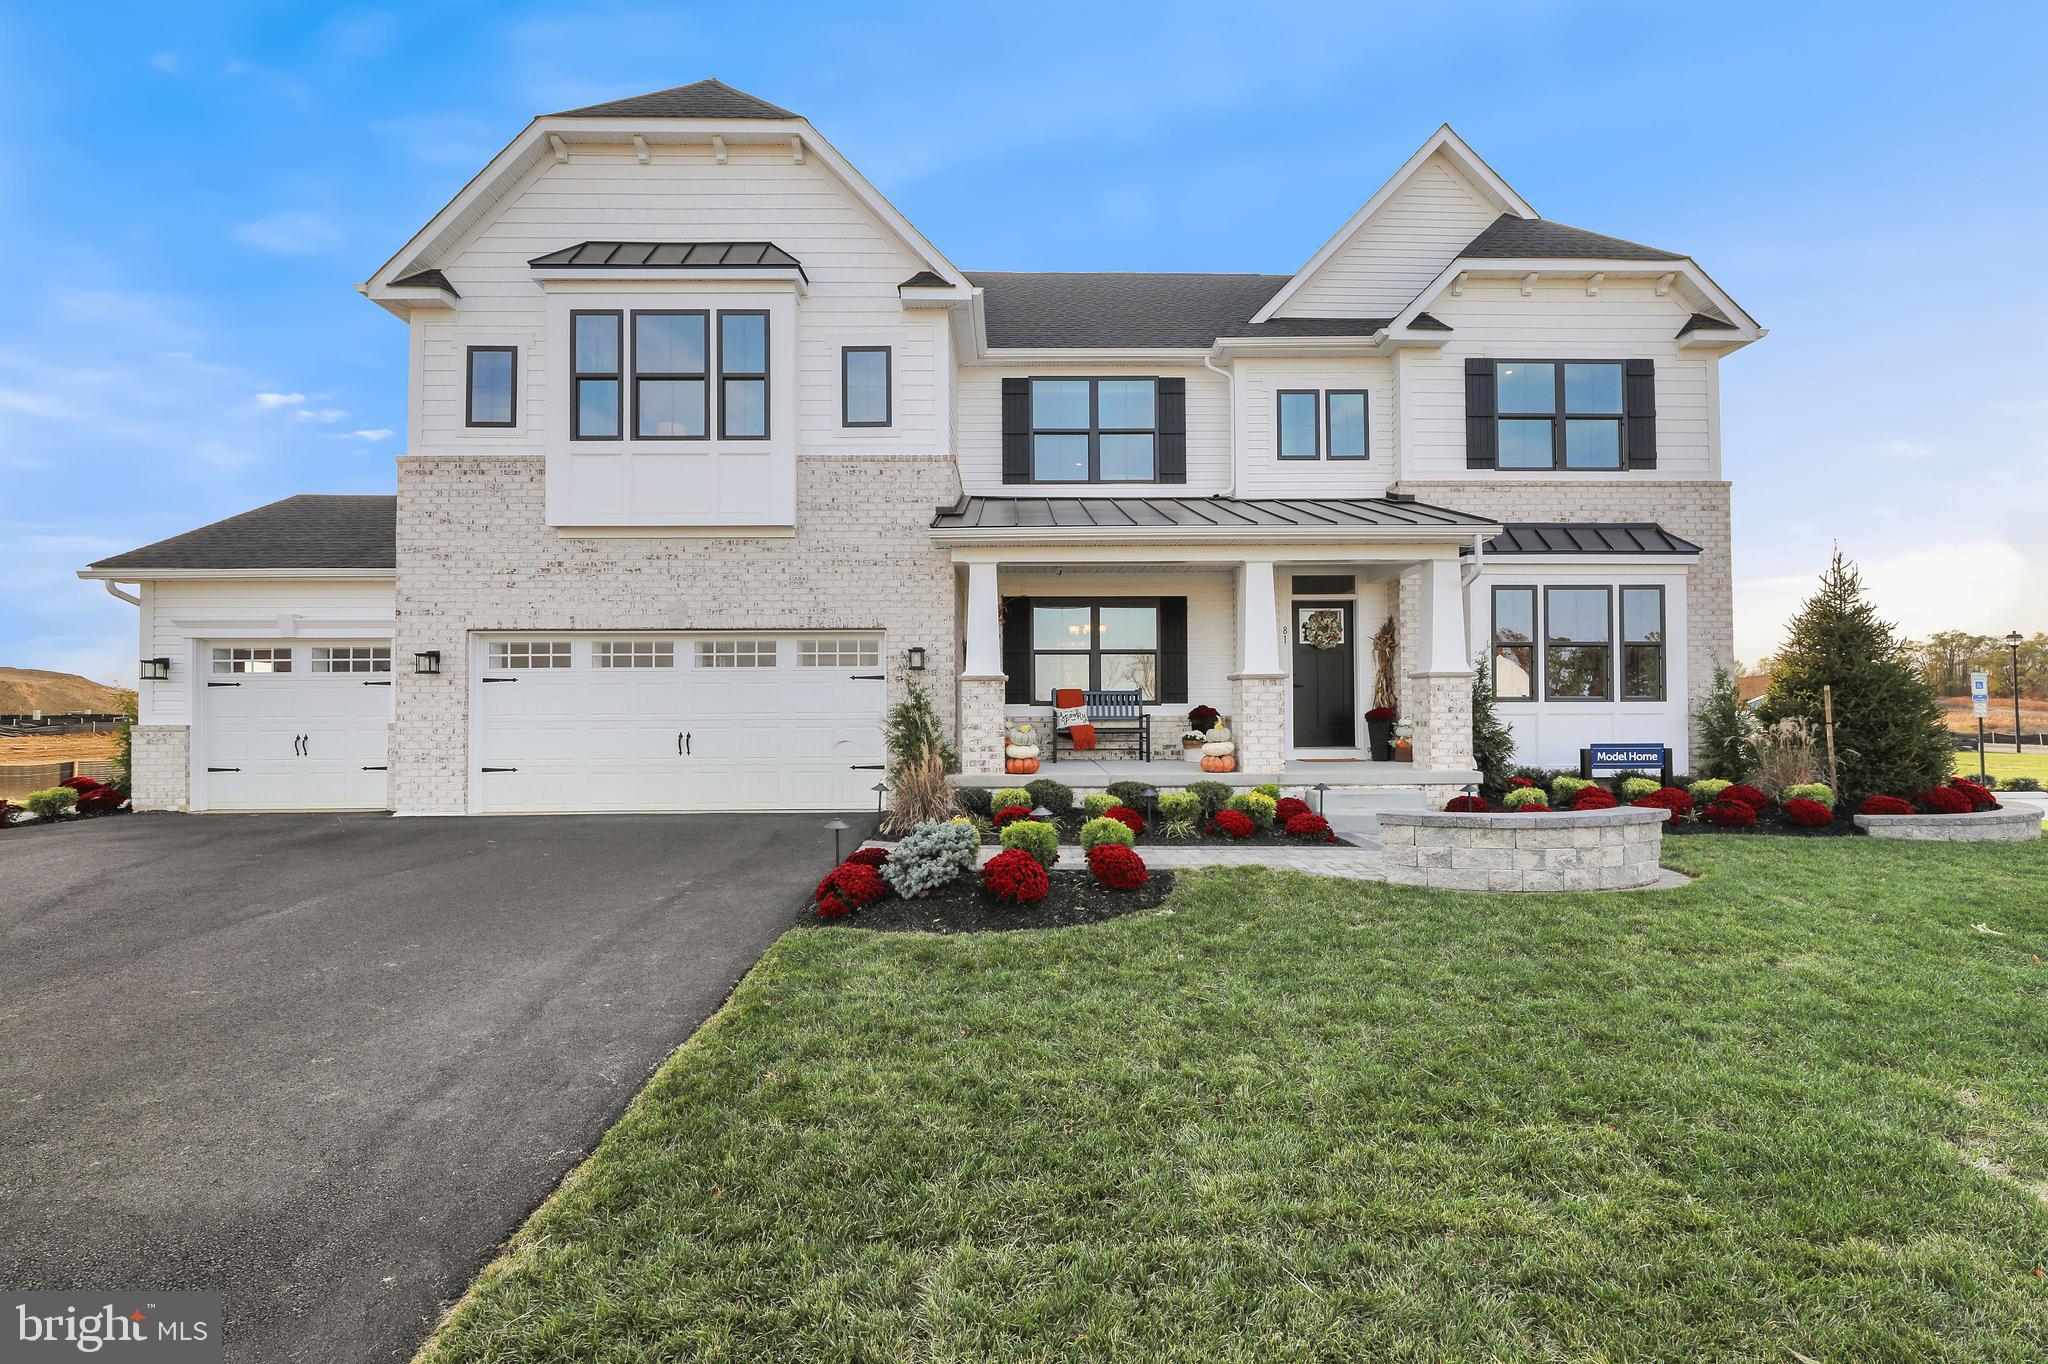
[1910, 630, 2046, 700]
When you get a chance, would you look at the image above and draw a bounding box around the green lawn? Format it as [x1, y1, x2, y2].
[1964, 750, 2048, 786]
[420, 840, 2048, 1362]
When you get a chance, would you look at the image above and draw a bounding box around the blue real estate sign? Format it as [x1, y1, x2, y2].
[1587, 743, 1668, 771]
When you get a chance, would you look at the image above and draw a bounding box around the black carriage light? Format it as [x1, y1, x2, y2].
[414, 650, 442, 675]
[1030, 806, 1052, 823]
[825, 817, 850, 866]
[906, 646, 927, 671]
[1313, 781, 1330, 815]
[872, 780, 888, 814]
[139, 657, 170, 681]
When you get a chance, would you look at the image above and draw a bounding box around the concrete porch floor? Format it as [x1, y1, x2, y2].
[954, 758, 1482, 788]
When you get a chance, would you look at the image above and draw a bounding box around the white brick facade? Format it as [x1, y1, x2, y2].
[957, 676, 1008, 776]
[1228, 674, 1288, 772]
[130, 725, 189, 812]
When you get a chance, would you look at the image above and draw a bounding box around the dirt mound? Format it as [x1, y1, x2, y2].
[0, 668, 127, 716]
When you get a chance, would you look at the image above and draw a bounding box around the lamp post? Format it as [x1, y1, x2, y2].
[1312, 781, 1330, 816]
[825, 818, 850, 866]
[872, 780, 888, 815]
[2007, 630, 2026, 754]
[1139, 785, 1159, 826]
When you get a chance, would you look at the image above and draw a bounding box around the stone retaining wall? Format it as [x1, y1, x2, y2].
[1378, 806, 1667, 892]
[1853, 807, 2042, 842]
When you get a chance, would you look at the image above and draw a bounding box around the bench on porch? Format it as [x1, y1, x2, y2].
[1050, 689, 1151, 763]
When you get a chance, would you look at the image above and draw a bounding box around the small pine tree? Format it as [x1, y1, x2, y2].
[1470, 657, 1517, 799]
[1691, 666, 1757, 781]
[1759, 549, 1952, 798]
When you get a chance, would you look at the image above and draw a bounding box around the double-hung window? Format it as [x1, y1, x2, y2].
[1030, 378, 1156, 481]
[1495, 361, 1624, 469]
[571, 311, 622, 440]
[632, 311, 707, 439]
[842, 346, 890, 427]
[465, 346, 517, 428]
[1278, 389, 1368, 460]
[1621, 587, 1666, 700]
[1030, 600, 1159, 701]
[1543, 586, 1613, 700]
[1491, 587, 1537, 700]
[718, 311, 769, 439]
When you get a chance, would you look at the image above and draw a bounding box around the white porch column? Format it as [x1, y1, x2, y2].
[957, 561, 1008, 776]
[1420, 557, 1469, 673]
[1230, 557, 1286, 773]
[1406, 555, 1476, 774]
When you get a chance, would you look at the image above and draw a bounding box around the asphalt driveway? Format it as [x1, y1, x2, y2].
[0, 810, 865, 1363]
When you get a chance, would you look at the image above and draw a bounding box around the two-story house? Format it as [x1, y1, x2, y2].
[83, 80, 1760, 816]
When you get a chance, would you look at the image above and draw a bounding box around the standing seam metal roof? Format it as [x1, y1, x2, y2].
[932, 495, 1496, 532]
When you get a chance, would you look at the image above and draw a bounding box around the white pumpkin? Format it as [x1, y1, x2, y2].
[1207, 725, 1233, 744]
[1005, 744, 1039, 759]
[1203, 741, 1236, 757]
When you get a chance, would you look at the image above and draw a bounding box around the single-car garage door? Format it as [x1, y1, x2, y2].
[473, 634, 886, 813]
[200, 643, 393, 810]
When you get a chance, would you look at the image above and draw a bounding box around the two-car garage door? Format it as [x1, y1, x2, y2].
[473, 634, 887, 813]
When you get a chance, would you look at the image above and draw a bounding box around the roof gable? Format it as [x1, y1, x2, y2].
[552, 79, 796, 120]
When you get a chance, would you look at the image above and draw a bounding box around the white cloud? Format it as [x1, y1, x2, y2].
[370, 112, 499, 166]
[232, 210, 343, 256]
[293, 407, 348, 423]
[254, 391, 306, 408]
[149, 51, 182, 75]
[1736, 542, 2045, 662]
[346, 428, 393, 441]
[0, 387, 72, 418]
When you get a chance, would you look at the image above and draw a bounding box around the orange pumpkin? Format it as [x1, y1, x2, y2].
[1200, 754, 1236, 773]
[1006, 757, 1040, 775]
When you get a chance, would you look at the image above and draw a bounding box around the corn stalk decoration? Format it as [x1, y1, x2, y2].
[1371, 618, 1398, 711]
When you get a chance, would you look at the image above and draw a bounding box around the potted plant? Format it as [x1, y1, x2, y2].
[1364, 705, 1397, 761]
[1185, 705, 1220, 762]
[1391, 716, 1414, 763]
[1181, 730, 1206, 763]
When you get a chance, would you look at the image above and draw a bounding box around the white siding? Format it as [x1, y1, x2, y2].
[1235, 358, 1393, 499]
[1398, 277, 1718, 482]
[1276, 154, 1501, 318]
[138, 579, 397, 726]
[998, 569, 1235, 719]
[957, 364, 1230, 496]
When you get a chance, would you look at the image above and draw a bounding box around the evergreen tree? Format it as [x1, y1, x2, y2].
[1470, 657, 1517, 799]
[1759, 550, 1952, 798]
[1691, 666, 1757, 781]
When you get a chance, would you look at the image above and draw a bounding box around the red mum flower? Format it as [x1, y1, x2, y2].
[1275, 796, 1312, 823]
[982, 847, 1050, 903]
[1284, 811, 1335, 841]
[814, 862, 888, 918]
[1858, 794, 1915, 816]
[58, 775, 104, 794]
[1949, 778, 1997, 811]
[1701, 799, 1757, 828]
[1104, 805, 1146, 834]
[1631, 787, 1694, 825]
[994, 804, 1033, 827]
[1721, 784, 1768, 810]
[1508, 776, 1537, 789]
[1444, 795, 1491, 813]
[1567, 786, 1618, 810]
[1087, 843, 1149, 891]
[1916, 786, 1972, 814]
[1781, 797, 1833, 827]
[843, 846, 890, 868]
[1208, 808, 1254, 839]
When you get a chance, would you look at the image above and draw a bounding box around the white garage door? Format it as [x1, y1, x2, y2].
[473, 634, 887, 813]
[200, 643, 393, 811]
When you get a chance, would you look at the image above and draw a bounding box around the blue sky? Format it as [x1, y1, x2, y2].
[3, 1, 2044, 684]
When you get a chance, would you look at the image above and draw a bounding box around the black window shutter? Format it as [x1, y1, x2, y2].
[1464, 358, 1496, 469]
[1001, 596, 1031, 703]
[1624, 359, 1657, 469]
[1156, 378, 1187, 484]
[1159, 597, 1188, 703]
[1001, 378, 1031, 483]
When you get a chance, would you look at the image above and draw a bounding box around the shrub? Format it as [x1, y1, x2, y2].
[1632, 787, 1694, 824]
[952, 785, 993, 818]
[843, 846, 890, 868]
[1252, 782, 1281, 800]
[24, 787, 78, 819]
[1747, 715, 1825, 800]
[1274, 796, 1312, 823]
[1156, 790, 1201, 824]
[1208, 809, 1254, 839]
[1503, 787, 1551, 811]
[1103, 805, 1145, 834]
[1105, 780, 1154, 809]
[1088, 843, 1149, 891]
[1693, 665, 1759, 781]
[1916, 786, 1971, 815]
[1227, 791, 1278, 829]
[2004, 776, 2042, 792]
[1444, 795, 1491, 812]
[815, 863, 888, 918]
[0, 798, 14, 826]
[1618, 776, 1661, 802]
[1566, 786, 1618, 810]
[1688, 778, 1732, 805]
[1079, 816, 1135, 852]
[1701, 799, 1757, 828]
[1551, 775, 1594, 801]
[1949, 778, 1997, 812]
[1471, 658, 1519, 798]
[982, 848, 1050, 904]
[994, 804, 1033, 828]
[1000, 819, 1060, 870]
[1024, 778, 1074, 818]
[881, 819, 979, 898]
[1858, 794, 1915, 816]
[883, 678, 956, 834]
[1781, 797, 1834, 827]
[1081, 792, 1121, 818]
[1508, 775, 1537, 789]
[1782, 782, 1836, 809]
[1721, 784, 1769, 810]
[64, 777, 128, 814]
[1284, 812, 1335, 841]
[1159, 817, 1199, 841]
[991, 786, 1032, 811]
[1186, 780, 1234, 819]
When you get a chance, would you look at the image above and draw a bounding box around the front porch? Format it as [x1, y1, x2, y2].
[953, 756, 1479, 788]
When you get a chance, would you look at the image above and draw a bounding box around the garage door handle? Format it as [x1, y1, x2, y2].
[481, 677, 518, 683]
[481, 767, 517, 773]
[361, 765, 387, 771]
[851, 673, 885, 680]
[207, 681, 240, 688]
[850, 764, 885, 770]
[207, 766, 240, 772]
[363, 680, 392, 686]
[682, 732, 691, 755]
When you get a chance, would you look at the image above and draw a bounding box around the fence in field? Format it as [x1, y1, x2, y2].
[0, 712, 127, 736]
[1953, 732, 2048, 752]
[0, 761, 120, 801]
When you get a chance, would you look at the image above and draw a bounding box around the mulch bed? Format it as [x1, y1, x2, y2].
[1665, 802, 2014, 837]
[817, 868, 1175, 934]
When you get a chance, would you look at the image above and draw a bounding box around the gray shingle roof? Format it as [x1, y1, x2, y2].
[963, 272, 1428, 348]
[1677, 311, 1738, 335]
[933, 495, 1495, 533]
[1479, 522, 1702, 556]
[1462, 213, 1684, 262]
[899, 270, 951, 288]
[90, 495, 397, 572]
[390, 268, 457, 294]
[528, 241, 804, 278]
[552, 78, 797, 120]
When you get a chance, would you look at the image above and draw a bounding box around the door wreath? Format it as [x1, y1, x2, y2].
[1298, 608, 1345, 650]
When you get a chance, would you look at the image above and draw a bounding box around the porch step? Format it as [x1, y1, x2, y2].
[1319, 787, 1429, 840]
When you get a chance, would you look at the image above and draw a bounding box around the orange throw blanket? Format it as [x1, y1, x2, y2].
[1054, 688, 1096, 750]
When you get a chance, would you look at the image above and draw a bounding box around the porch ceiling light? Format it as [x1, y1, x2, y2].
[414, 650, 441, 675]
[140, 657, 170, 680]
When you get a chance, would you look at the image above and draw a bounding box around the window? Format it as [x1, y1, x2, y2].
[489, 640, 572, 669]
[1029, 601, 1159, 702]
[841, 347, 890, 427]
[1029, 378, 1156, 481]
[593, 639, 675, 668]
[632, 311, 707, 439]
[311, 646, 390, 674]
[1621, 586, 1665, 701]
[465, 347, 516, 428]
[571, 311, 622, 440]
[695, 638, 777, 668]
[1277, 391, 1319, 459]
[1495, 361, 1624, 470]
[1326, 390, 1368, 459]
[1491, 588, 1536, 700]
[1544, 587, 1612, 700]
[718, 311, 768, 439]
[212, 646, 290, 674]
[799, 637, 881, 668]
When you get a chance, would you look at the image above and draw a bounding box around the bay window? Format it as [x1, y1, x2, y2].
[1030, 600, 1160, 702]
[632, 311, 707, 439]
[570, 311, 622, 440]
[570, 307, 772, 442]
[718, 311, 768, 439]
